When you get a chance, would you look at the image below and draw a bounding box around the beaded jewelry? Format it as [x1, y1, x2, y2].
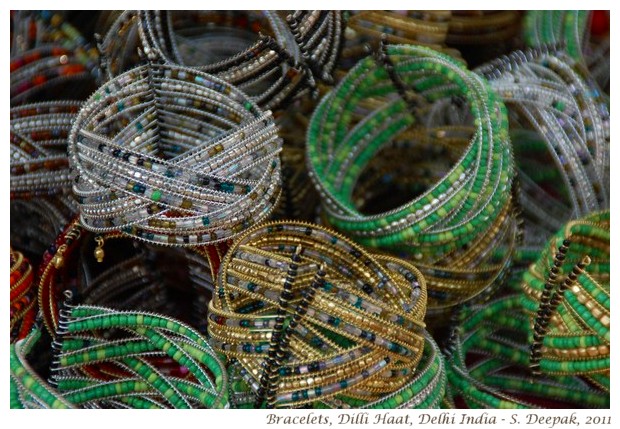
[210, 220, 430, 408]
[521, 211, 609, 391]
[445, 295, 609, 408]
[11, 101, 81, 199]
[306, 44, 516, 311]
[68, 61, 283, 247]
[477, 48, 609, 250]
[341, 11, 461, 73]
[11, 327, 74, 409]
[10, 11, 99, 105]
[49, 294, 229, 408]
[99, 11, 345, 110]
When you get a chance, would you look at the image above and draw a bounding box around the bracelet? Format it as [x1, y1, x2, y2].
[477, 48, 609, 249]
[209, 220, 428, 408]
[520, 211, 609, 391]
[68, 61, 283, 247]
[37, 215, 227, 338]
[100, 10, 345, 110]
[307, 44, 516, 311]
[48, 295, 229, 408]
[445, 295, 609, 408]
[10, 249, 37, 343]
[11, 327, 74, 409]
[341, 11, 461, 72]
[11, 101, 81, 199]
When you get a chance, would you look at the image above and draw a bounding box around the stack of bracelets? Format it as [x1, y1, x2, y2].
[521, 211, 609, 392]
[11, 101, 81, 199]
[209, 221, 446, 409]
[10, 101, 82, 263]
[524, 11, 610, 93]
[307, 44, 516, 313]
[68, 61, 283, 246]
[8, 9, 611, 411]
[476, 47, 610, 254]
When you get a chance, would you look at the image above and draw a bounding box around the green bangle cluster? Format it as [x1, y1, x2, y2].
[520, 211, 609, 391]
[11, 327, 73, 409]
[446, 295, 609, 409]
[306, 44, 515, 310]
[51, 304, 229, 408]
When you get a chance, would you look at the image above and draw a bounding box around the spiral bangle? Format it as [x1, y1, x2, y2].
[104, 10, 345, 110]
[68, 61, 282, 247]
[210, 220, 428, 408]
[48, 295, 229, 408]
[307, 44, 515, 310]
[520, 211, 609, 391]
[445, 295, 609, 408]
[477, 48, 609, 248]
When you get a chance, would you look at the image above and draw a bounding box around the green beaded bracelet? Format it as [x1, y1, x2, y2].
[306, 43, 516, 311]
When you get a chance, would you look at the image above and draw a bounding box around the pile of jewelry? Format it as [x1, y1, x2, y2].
[9, 10, 609, 410]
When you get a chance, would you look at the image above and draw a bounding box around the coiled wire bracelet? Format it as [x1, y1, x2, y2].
[521, 211, 609, 392]
[68, 61, 283, 247]
[210, 220, 429, 408]
[306, 43, 516, 312]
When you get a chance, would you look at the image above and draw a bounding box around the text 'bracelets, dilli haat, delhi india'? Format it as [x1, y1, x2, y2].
[307, 44, 516, 312]
[210, 221, 446, 409]
[68, 61, 283, 247]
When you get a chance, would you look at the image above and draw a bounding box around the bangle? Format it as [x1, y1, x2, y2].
[11, 101, 81, 199]
[210, 220, 428, 408]
[37, 216, 226, 338]
[477, 48, 610, 250]
[101, 10, 345, 110]
[341, 11, 461, 72]
[97, 11, 142, 80]
[445, 295, 609, 408]
[68, 61, 283, 247]
[521, 211, 609, 391]
[11, 327, 74, 409]
[10, 248, 37, 343]
[47, 294, 229, 408]
[307, 44, 516, 311]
